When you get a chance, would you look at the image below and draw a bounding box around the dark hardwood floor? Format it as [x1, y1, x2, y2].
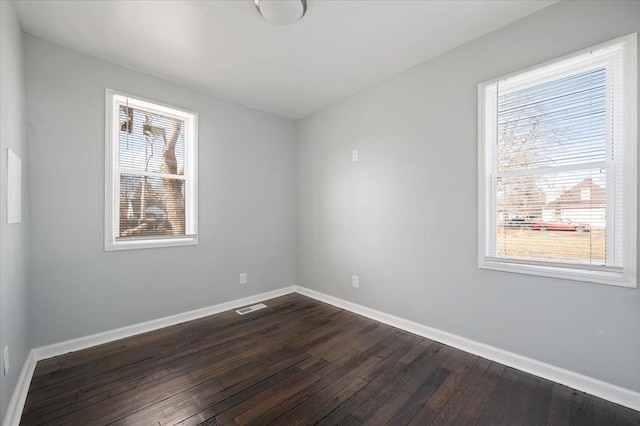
[21, 294, 640, 425]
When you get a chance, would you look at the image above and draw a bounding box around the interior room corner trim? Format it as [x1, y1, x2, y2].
[3, 351, 37, 426]
[293, 286, 640, 412]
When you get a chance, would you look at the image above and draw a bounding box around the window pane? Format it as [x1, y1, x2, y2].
[119, 174, 185, 238]
[496, 169, 606, 265]
[497, 68, 606, 172]
[118, 106, 185, 175]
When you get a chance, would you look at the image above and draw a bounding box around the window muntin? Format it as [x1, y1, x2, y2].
[478, 34, 636, 287]
[105, 90, 198, 250]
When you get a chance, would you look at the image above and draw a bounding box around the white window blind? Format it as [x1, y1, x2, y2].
[105, 90, 198, 251]
[478, 34, 637, 287]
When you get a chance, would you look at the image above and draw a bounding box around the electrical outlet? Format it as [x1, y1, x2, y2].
[3, 346, 9, 375]
[352, 150, 359, 162]
[352, 275, 359, 288]
[240, 273, 247, 285]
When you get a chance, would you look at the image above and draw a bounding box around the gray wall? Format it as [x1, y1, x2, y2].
[8, 0, 640, 414]
[25, 36, 297, 347]
[296, 0, 640, 392]
[0, 0, 29, 420]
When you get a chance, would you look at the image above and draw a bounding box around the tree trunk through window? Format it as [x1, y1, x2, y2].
[162, 121, 185, 235]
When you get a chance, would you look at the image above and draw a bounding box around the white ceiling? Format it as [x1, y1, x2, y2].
[14, 0, 555, 119]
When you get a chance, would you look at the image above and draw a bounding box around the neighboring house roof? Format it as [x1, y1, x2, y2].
[547, 177, 605, 209]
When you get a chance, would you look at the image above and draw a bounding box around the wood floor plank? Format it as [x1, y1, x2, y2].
[275, 332, 400, 413]
[615, 404, 640, 426]
[131, 351, 311, 425]
[420, 357, 492, 425]
[423, 353, 476, 413]
[269, 376, 368, 426]
[591, 396, 617, 426]
[400, 343, 450, 393]
[350, 338, 435, 424]
[454, 361, 504, 425]
[19, 294, 640, 426]
[546, 382, 573, 425]
[520, 376, 553, 425]
[499, 372, 537, 425]
[570, 390, 595, 425]
[475, 366, 520, 426]
[232, 360, 330, 424]
[213, 359, 328, 425]
[314, 335, 419, 425]
[179, 362, 304, 425]
[388, 367, 450, 425]
[361, 390, 413, 426]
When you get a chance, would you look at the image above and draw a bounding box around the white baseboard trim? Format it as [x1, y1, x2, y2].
[33, 286, 296, 360]
[3, 286, 296, 426]
[2, 350, 36, 426]
[294, 286, 640, 412]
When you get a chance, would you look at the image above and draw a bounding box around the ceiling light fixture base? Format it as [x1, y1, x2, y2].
[255, 0, 307, 26]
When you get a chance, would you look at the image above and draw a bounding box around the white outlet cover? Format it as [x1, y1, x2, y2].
[352, 275, 359, 288]
[352, 150, 359, 162]
[240, 273, 247, 284]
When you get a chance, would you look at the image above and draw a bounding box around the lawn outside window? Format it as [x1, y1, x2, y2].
[478, 34, 637, 287]
[105, 89, 198, 251]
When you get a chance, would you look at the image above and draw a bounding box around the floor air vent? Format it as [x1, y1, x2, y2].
[236, 303, 267, 315]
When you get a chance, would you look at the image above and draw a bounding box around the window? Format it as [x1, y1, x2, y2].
[105, 90, 198, 250]
[478, 34, 637, 287]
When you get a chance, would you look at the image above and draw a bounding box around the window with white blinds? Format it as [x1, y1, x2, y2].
[478, 34, 637, 287]
[105, 90, 198, 250]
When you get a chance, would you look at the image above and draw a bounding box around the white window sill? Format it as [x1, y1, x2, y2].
[105, 236, 198, 251]
[480, 258, 636, 288]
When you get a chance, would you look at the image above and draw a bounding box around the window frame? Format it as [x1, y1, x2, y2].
[477, 34, 637, 288]
[104, 89, 198, 251]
